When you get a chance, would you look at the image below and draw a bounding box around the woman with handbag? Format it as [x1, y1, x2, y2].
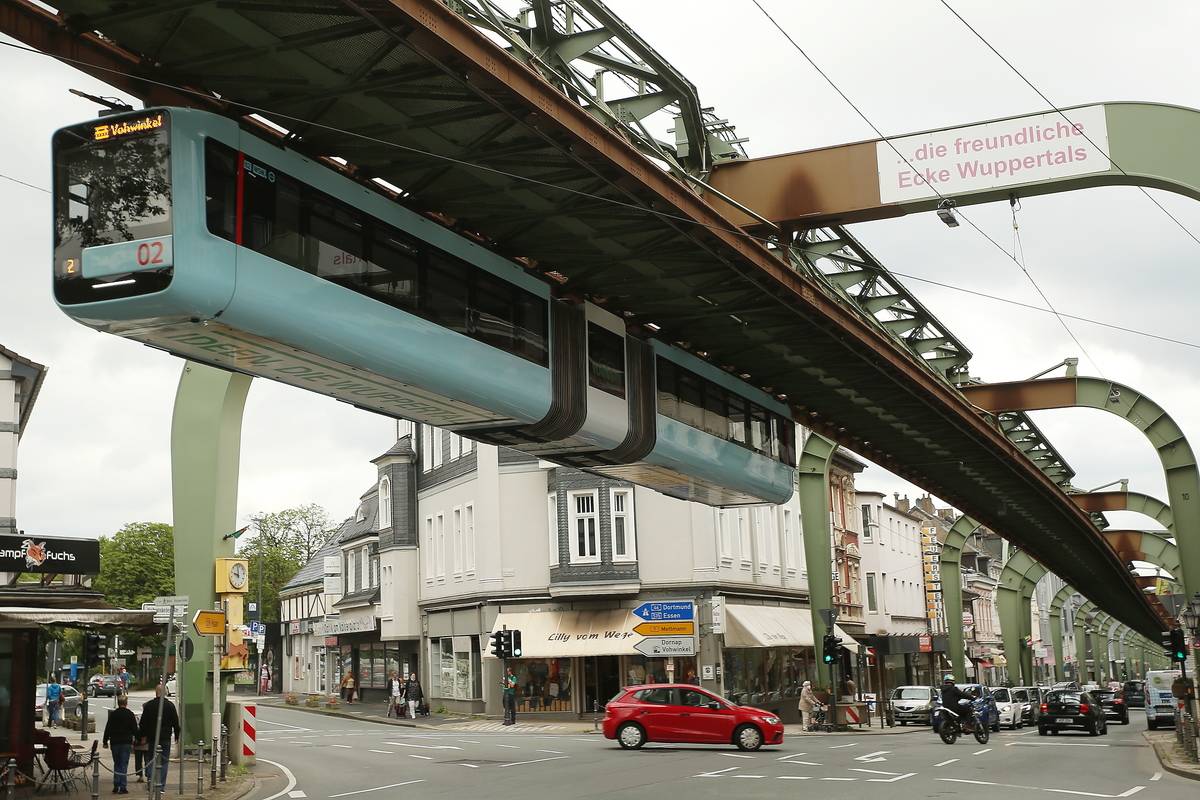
[387, 671, 405, 718]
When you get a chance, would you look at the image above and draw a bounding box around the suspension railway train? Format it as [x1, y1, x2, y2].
[52, 107, 796, 505]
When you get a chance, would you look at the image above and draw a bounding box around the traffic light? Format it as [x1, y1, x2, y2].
[83, 633, 107, 667]
[1165, 628, 1186, 663]
[821, 632, 840, 664]
[490, 630, 505, 659]
[510, 629, 522, 658]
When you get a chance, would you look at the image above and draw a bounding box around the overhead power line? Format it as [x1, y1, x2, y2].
[748, 0, 1106, 377]
[1, 38, 1194, 356]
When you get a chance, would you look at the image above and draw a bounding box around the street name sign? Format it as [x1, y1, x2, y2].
[193, 609, 226, 636]
[633, 621, 695, 637]
[633, 637, 696, 657]
[632, 601, 694, 621]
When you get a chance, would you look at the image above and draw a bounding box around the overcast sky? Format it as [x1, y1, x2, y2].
[2, 0, 1197, 540]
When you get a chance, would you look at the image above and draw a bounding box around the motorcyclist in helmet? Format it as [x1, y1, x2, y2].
[939, 674, 970, 716]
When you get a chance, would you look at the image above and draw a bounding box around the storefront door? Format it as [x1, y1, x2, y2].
[583, 656, 620, 714]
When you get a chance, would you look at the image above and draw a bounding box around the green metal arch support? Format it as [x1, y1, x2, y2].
[962, 376, 1199, 604]
[997, 549, 1046, 685]
[798, 433, 838, 669]
[939, 514, 983, 681]
[1050, 584, 1086, 681]
[1073, 490, 1174, 533]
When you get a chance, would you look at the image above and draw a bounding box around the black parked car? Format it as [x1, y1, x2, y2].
[1121, 680, 1145, 709]
[88, 674, 121, 697]
[1091, 689, 1129, 724]
[1039, 690, 1107, 736]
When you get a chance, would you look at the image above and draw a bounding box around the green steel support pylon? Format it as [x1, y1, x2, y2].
[939, 515, 983, 681]
[798, 434, 837, 671]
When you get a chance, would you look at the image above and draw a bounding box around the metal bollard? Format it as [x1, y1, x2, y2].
[7, 757, 16, 800]
[196, 741, 205, 798]
[220, 724, 228, 782]
[209, 739, 216, 792]
[91, 752, 100, 800]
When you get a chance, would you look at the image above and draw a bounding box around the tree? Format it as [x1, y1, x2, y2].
[240, 504, 337, 623]
[93, 522, 174, 609]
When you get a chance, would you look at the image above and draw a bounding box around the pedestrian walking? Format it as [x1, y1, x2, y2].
[103, 694, 138, 793]
[501, 666, 518, 726]
[341, 671, 357, 704]
[259, 664, 270, 695]
[138, 686, 180, 790]
[404, 672, 423, 720]
[387, 671, 404, 718]
[45, 675, 63, 728]
[798, 680, 818, 730]
[117, 665, 130, 696]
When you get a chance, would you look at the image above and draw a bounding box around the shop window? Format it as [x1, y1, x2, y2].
[547, 494, 559, 567]
[378, 477, 391, 527]
[721, 647, 812, 706]
[464, 504, 476, 574]
[430, 636, 480, 700]
[569, 491, 599, 563]
[512, 657, 572, 712]
[610, 488, 636, 562]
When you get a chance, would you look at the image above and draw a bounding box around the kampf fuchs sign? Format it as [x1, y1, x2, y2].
[0, 534, 101, 574]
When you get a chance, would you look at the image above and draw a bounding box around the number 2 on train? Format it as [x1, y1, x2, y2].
[136, 240, 165, 266]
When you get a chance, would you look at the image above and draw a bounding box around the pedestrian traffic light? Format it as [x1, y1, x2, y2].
[1166, 628, 1186, 663]
[83, 633, 107, 667]
[821, 632, 840, 664]
[490, 630, 505, 659]
[510, 629, 522, 658]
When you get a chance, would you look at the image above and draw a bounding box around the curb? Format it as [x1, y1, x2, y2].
[258, 700, 600, 734]
[1141, 731, 1200, 782]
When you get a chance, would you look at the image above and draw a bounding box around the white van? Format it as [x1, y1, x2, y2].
[1143, 669, 1180, 729]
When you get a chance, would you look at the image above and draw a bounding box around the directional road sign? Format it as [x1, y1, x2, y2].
[633, 637, 696, 657]
[154, 595, 189, 607]
[633, 621, 695, 637]
[192, 609, 226, 636]
[632, 601, 694, 621]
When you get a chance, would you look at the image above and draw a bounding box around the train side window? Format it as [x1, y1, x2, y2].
[243, 163, 302, 266]
[587, 323, 626, 398]
[513, 292, 549, 366]
[656, 359, 678, 417]
[727, 395, 748, 444]
[749, 405, 769, 454]
[677, 370, 704, 429]
[370, 230, 420, 311]
[424, 252, 470, 336]
[203, 139, 237, 242]
[776, 416, 796, 465]
[702, 381, 727, 437]
[308, 197, 367, 279]
[470, 270, 517, 353]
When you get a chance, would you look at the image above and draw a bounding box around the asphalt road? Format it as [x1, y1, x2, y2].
[250, 706, 1197, 800]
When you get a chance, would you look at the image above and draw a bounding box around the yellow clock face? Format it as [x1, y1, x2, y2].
[229, 562, 248, 590]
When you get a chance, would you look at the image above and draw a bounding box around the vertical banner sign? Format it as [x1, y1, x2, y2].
[877, 105, 1111, 204]
[920, 527, 944, 631]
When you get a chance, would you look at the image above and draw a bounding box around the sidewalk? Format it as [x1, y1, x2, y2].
[1143, 730, 1200, 781]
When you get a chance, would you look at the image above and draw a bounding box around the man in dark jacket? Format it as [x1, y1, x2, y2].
[403, 673, 423, 720]
[103, 694, 139, 793]
[138, 686, 180, 789]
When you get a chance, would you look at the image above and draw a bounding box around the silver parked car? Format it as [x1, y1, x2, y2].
[890, 685, 939, 725]
[35, 683, 84, 721]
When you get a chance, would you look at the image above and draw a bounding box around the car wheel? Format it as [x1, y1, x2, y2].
[74, 705, 82, 720]
[1050, 729, 1059, 735]
[1038, 727, 1048, 736]
[899, 721, 907, 726]
[991, 723, 1000, 732]
[734, 724, 763, 752]
[1100, 721, 1108, 736]
[1088, 721, 1099, 736]
[616, 723, 646, 750]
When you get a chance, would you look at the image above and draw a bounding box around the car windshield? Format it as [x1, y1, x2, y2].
[1093, 691, 1115, 699]
[992, 688, 1010, 702]
[892, 687, 931, 700]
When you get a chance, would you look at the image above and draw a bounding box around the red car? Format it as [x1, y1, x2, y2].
[602, 683, 784, 751]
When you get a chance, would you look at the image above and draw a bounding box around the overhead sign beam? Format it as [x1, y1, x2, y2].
[706, 102, 1200, 229]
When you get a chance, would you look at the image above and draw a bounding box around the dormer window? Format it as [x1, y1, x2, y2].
[379, 476, 391, 528]
[355, 504, 367, 523]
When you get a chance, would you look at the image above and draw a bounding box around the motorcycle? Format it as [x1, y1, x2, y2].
[933, 699, 990, 745]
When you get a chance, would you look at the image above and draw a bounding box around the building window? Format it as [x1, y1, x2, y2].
[435, 513, 446, 578]
[783, 508, 797, 572]
[432, 428, 443, 469]
[361, 547, 369, 590]
[346, 551, 356, 593]
[610, 488, 635, 562]
[452, 506, 463, 578]
[737, 510, 751, 565]
[753, 508, 774, 570]
[860, 504, 872, 541]
[423, 516, 434, 580]
[718, 510, 733, 561]
[429, 636, 481, 700]
[464, 503, 475, 574]
[548, 494, 559, 567]
[866, 573, 878, 613]
[370, 551, 379, 588]
[449, 432, 462, 460]
[378, 477, 391, 528]
[421, 424, 433, 472]
[463, 436, 473, 455]
[568, 491, 599, 563]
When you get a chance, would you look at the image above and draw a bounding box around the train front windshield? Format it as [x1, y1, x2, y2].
[53, 110, 173, 305]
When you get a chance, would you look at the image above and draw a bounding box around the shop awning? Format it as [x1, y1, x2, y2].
[722, 604, 859, 652]
[486, 609, 642, 658]
[0, 606, 158, 629]
[977, 659, 995, 668]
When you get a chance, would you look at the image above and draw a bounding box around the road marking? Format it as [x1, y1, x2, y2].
[408, 755, 432, 760]
[720, 753, 756, 759]
[694, 767, 738, 778]
[829, 743, 858, 748]
[868, 773, 915, 783]
[973, 748, 992, 755]
[778, 776, 812, 780]
[937, 778, 1147, 798]
[330, 744, 351, 749]
[820, 777, 856, 781]
[854, 750, 889, 762]
[733, 775, 766, 779]
[367, 750, 393, 755]
[382, 742, 462, 751]
[779, 760, 823, 766]
[1010, 742, 1110, 748]
[933, 758, 959, 767]
[777, 753, 806, 760]
[849, 768, 900, 776]
[459, 764, 479, 769]
[458, 740, 480, 744]
[498, 756, 569, 768]
[288, 792, 306, 799]
[256, 758, 297, 800]
[1150, 772, 1162, 782]
[328, 781, 424, 798]
[536, 749, 564, 754]
[257, 719, 309, 731]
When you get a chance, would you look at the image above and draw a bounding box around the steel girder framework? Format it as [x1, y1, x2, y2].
[0, 0, 1159, 634]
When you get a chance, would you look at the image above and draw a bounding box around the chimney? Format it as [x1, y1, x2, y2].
[915, 494, 935, 515]
[896, 494, 910, 513]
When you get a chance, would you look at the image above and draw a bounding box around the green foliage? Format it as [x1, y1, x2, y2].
[93, 522, 174, 608]
[240, 504, 337, 623]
